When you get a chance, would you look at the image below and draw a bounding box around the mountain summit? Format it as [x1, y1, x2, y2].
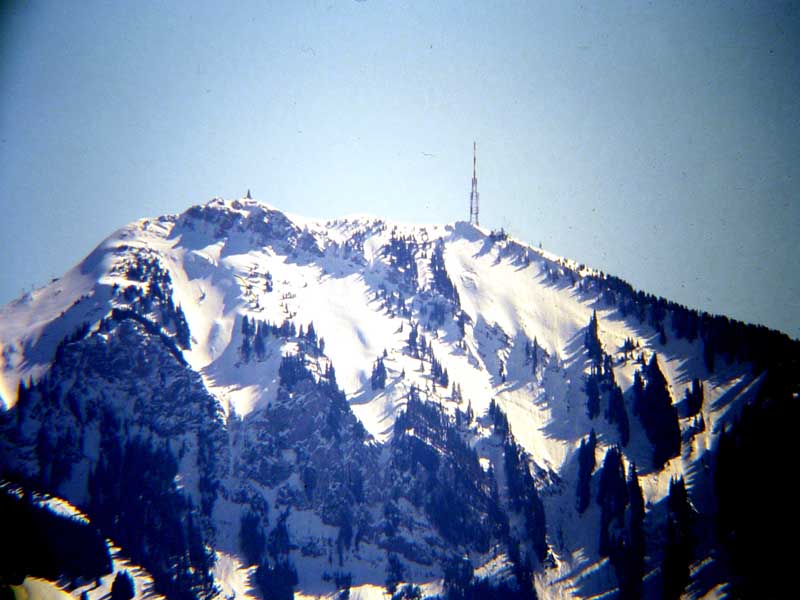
[1, 197, 796, 599]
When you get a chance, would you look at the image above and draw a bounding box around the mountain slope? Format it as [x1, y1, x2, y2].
[1, 197, 796, 599]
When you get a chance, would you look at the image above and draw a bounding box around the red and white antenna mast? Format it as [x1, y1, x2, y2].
[469, 141, 480, 226]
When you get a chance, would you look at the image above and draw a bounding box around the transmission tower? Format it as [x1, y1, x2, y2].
[469, 141, 480, 226]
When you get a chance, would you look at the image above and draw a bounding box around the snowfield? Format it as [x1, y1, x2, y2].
[0, 197, 764, 599]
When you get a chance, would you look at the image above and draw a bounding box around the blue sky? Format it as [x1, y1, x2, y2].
[1, 1, 799, 338]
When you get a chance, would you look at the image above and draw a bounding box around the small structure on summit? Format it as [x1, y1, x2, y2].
[469, 141, 480, 226]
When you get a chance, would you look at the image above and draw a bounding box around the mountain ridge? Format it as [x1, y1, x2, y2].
[1, 196, 797, 599]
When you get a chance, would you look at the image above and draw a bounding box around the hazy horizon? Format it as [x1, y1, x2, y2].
[2, 1, 798, 338]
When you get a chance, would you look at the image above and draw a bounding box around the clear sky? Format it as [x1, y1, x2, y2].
[1, 1, 799, 338]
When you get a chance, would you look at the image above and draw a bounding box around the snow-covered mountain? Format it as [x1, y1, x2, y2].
[0, 197, 796, 599]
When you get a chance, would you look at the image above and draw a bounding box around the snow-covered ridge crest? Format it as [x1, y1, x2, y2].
[173, 197, 322, 257]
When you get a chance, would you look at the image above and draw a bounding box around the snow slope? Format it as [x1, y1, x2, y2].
[0, 197, 764, 599]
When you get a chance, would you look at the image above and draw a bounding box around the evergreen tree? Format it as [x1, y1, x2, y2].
[638, 355, 680, 468]
[429, 239, 460, 306]
[392, 584, 423, 600]
[584, 310, 603, 366]
[585, 374, 600, 419]
[254, 330, 266, 361]
[631, 370, 644, 416]
[575, 430, 597, 514]
[325, 362, 338, 388]
[662, 477, 693, 600]
[268, 511, 292, 560]
[254, 559, 298, 600]
[241, 325, 252, 362]
[606, 383, 630, 446]
[306, 321, 318, 346]
[457, 311, 467, 337]
[684, 378, 704, 417]
[371, 358, 388, 390]
[174, 306, 192, 349]
[278, 353, 312, 390]
[503, 438, 548, 562]
[597, 447, 628, 557]
[443, 555, 474, 600]
[407, 323, 418, 355]
[618, 464, 645, 600]
[110, 570, 135, 600]
[385, 553, 404, 596]
[240, 511, 266, 566]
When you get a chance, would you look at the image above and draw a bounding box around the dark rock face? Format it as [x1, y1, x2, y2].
[2, 316, 226, 598]
[1, 309, 527, 598]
